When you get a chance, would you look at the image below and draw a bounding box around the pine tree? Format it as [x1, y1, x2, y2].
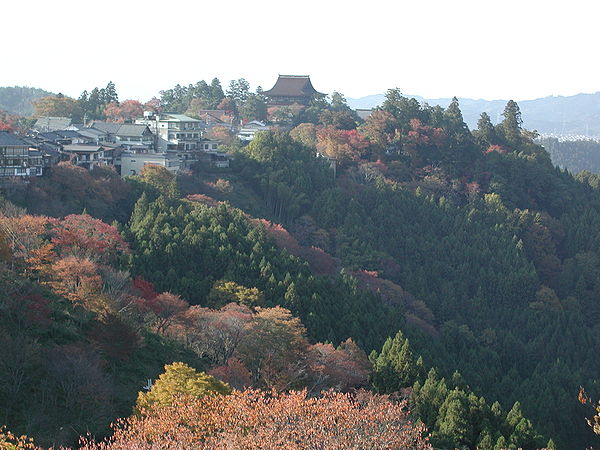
[476, 112, 498, 147]
[499, 100, 523, 148]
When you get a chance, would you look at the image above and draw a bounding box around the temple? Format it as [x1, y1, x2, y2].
[262, 75, 323, 106]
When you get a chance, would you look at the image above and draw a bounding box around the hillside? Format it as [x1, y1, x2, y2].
[0, 86, 55, 116]
[2, 90, 600, 449]
[348, 91, 600, 137]
[540, 137, 600, 174]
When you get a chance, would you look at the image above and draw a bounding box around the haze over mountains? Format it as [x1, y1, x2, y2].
[348, 91, 600, 137]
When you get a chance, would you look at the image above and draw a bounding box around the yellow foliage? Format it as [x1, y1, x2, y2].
[135, 362, 231, 415]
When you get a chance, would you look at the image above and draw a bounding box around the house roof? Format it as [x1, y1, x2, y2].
[262, 75, 322, 97]
[63, 144, 104, 153]
[160, 113, 202, 122]
[37, 132, 62, 141]
[117, 124, 152, 137]
[78, 128, 107, 139]
[122, 151, 179, 161]
[91, 121, 121, 134]
[241, 120, 268, 129]
[0, 131, 30, 147]
[34, 117, 72, 131]
[196, 111, 225, 123]
[55, 130, 81, 139]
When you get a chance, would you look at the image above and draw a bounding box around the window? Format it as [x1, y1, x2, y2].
[212, 144, 218, 149]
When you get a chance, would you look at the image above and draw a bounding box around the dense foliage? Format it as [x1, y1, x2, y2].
[2, 84, 600, 449]
[540, 137, 600, 174]
[8, 162, 136, 223]
[83, 389, 431, 450]
[127, 194, 400, 350]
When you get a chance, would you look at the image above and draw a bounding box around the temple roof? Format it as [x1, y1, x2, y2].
[263, 75, 322, 97]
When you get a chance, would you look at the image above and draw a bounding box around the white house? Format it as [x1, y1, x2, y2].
[120, 151, 180, 176]
[62, 144, 107, 170]
[237, 121, 270, 141]
[136, 113, 205, 152]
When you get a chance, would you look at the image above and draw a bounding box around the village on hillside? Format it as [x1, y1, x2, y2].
[0, 75, 346, 180]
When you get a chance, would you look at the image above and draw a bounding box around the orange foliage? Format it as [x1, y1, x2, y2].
[308, 339, 371, 392]
[138, 292, 188, 334]
[0, 426, 39, 449]
[83, 389, 431, 449]
[50, 214, 130, 263]
[0, 214, 50, 265]
[103, 100, 144, 123]
[49, 256, 102, 305]
[485, 144, 507, 154]
[237, 306, 309, 390]
[186, 194, 223, 208]
[316, 126, 369, 162]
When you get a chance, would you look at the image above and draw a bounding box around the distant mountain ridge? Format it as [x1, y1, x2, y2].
[348, 91, 600, 137]
[0, 86, 55, 116]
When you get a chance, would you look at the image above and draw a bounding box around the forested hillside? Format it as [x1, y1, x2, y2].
[0, 86, 54, 116]
[540, 137, 600, 174]
[1, 87, 599, 449]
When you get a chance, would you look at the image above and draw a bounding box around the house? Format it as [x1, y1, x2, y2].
[33, 116, 72, 132]
[62, 144, 107, 170]
[0, 131, 43, 177]
[115, 124, 155, 150]
[262, 75, 323, 106]
[120, 151, 180, 176]
[136, 113, 205, 152]
[77, 128, 108, 144]
[89, 121, 121, 142]
[89, 122, 155, 151]
[196, 110, 234, 126]
[238, 121, 270, 141]
[20, 136, 63, 168]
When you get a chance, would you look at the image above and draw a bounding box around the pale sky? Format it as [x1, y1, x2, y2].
[3, 0, 599, 102]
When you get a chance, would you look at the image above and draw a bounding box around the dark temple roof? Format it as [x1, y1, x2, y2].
[262, 75, 322, 97]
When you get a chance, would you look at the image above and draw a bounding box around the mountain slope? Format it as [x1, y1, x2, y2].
[0, 86, 55, 116]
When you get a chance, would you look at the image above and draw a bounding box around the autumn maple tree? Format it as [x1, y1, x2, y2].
[49, 214, 130, 264]
[103, 100, 144, 123]
[316, 125, 369, 163]
[84, 389, 431, 449]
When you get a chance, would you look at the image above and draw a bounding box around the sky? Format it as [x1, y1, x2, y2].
[3, 0, 599, 102]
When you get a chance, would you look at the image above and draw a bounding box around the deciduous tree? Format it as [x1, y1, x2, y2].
[135, 362, 231, 414]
